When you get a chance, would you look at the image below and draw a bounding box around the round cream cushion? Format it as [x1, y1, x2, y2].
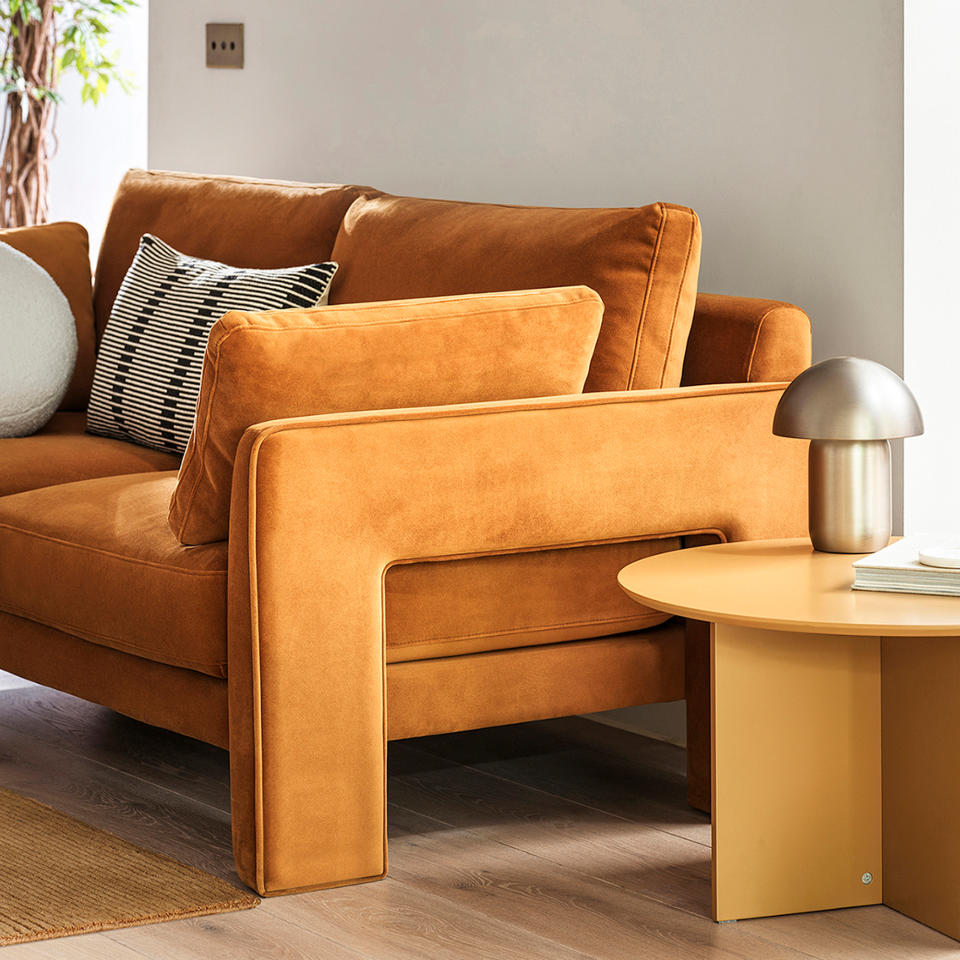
[0, 241, 78, 437]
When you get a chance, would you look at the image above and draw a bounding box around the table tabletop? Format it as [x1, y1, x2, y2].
[618, 538, 960, 636]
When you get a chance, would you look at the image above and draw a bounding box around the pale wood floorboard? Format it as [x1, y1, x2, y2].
[0, 671, 955, 959]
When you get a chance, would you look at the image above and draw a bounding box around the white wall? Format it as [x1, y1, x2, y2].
[48, 2, 148, 257]
[903, 0, 960, 537]
[148, 0, 903, 743]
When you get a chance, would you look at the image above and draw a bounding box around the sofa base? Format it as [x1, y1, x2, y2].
[0, 612, 684, 748]
[0, 611, 229, 746]
[386, 621, 684, 739]
[0, 611, 686, 894]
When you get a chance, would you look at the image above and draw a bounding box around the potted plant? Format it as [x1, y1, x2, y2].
[0, 0, 136, 227]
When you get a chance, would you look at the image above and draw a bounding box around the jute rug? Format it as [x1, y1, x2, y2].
[0, 786, 258, 945]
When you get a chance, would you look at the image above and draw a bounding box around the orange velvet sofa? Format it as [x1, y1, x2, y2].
[0, 170, 810, 896]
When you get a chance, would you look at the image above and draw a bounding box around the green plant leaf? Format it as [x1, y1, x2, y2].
[0, 0, 140, 110]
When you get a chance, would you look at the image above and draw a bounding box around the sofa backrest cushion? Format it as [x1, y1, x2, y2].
[0, 222, 95, 411]
[93, 169, 376, 339]
[168, 286, 603, 545]
[329, 194, 701, 392]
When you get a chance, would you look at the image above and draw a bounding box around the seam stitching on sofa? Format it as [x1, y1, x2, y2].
[140, 168, 357, 192]
[390, 613, 667, 647]
[379, 544, 390, 878]
[246, 430, 267, 891]
[402, 625, 685, 660]
[384, 529, 716, 566]
[0, 601, 226, 674]
[744, 306, 779, 381]
[353, 191, 647, 214]
[250, 382, 788, 438]
[657, 208, 697, 388]
[236, 292, 601, 328]
[0, 522, 226, 576]
[625, 203, 667, 390]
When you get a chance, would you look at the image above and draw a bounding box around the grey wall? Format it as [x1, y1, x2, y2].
[148, 0, 903, 741]
[150, 0, 902, 364]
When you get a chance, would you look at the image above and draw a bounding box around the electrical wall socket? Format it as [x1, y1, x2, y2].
[206, 23, 244, 69]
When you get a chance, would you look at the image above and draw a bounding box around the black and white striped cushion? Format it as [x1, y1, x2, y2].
[87, 234, 337, 456]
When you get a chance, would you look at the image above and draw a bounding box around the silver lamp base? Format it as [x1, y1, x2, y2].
[808, 438, 891, 554]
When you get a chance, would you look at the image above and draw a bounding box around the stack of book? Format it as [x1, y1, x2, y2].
[853, 538, 960, 596]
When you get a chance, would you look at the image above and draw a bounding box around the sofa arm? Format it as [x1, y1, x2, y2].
[681, 293, 811, 386]
[226, 383, 807, 894]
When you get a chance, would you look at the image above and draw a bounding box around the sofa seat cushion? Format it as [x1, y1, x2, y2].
[0, 473, 227, 677]
[0, 469, 686, 676]
[0, 412, 180, 498]
[384, 537, 681, 661]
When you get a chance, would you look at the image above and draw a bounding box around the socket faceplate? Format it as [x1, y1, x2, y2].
[206, 23, 244, 69]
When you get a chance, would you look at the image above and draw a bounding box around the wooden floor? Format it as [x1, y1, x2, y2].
[0, 671, 956, 959]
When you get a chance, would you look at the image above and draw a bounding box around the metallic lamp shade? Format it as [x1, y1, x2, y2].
[773, 358, 924, 554]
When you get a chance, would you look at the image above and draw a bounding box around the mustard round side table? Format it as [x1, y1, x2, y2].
[618, 538, 960, 941]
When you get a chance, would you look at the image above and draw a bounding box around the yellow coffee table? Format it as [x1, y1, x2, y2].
[618, 538, 960, 940]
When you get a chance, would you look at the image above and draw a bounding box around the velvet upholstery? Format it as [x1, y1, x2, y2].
[682, 293, 812, 386]
[169, 287, 603, 545]
[0, 607, 684, 761]
[0, 611, 230, 747]
[0, 473, 227, 676]
[0, 222, 96, 410]
[93, 169, 376, 339]
[384, 537, 680, 661]
[226, 382, 807, 894]
[0, 463, 682, 680]
[329, 194, 701, 391]
[0, 412, 180, 498]
[385, 626, 685, 740]
[0, 168, 815, 899]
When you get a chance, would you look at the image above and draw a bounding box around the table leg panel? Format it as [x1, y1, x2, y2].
[711, 622, 882, 921]
[882, 635, 960, 940]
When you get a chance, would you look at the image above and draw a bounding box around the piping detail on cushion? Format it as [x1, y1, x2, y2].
[657, 208, 698, 388]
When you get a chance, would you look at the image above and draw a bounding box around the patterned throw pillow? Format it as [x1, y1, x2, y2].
[86, 235, 337, 455]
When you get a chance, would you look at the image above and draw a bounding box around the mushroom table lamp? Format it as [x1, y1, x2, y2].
[773, 357, 924, 553]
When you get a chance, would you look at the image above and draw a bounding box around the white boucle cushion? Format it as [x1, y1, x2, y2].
[0, 241, 78, 437]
